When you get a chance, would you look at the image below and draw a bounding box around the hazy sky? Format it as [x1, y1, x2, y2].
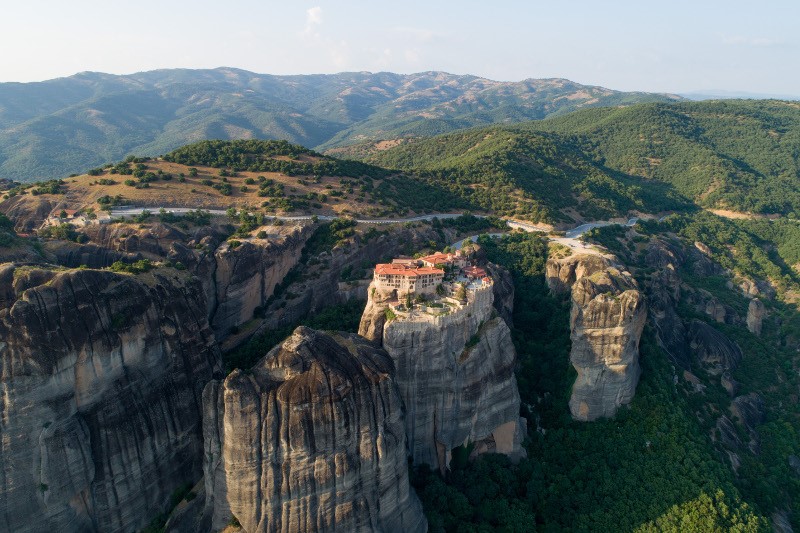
[1, 0, 798, 95]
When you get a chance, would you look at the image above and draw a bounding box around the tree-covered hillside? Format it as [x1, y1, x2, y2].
[0, 68, 680, 182]
[520, 100, 800, 215]
[365, 127, 691, 222]
[360, 99, 800, 221]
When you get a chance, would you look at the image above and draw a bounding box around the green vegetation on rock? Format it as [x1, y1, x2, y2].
[410, 233, 770, 531]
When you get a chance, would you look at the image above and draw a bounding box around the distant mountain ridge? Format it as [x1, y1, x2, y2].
[0, 68, 682, 182]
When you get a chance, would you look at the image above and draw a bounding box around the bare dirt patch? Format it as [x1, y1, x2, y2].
[708, 209, 779, 220]
[374, 139, 404, 151]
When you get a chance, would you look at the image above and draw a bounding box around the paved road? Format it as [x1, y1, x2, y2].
[451, 218, 641, 252]
[111, 206, 642, 248]
[564, 217, 639, 239]
[109, 206, 467, 225]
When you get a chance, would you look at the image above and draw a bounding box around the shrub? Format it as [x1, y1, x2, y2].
[108, 259, 154, 274]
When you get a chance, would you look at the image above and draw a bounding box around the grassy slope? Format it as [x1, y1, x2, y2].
[0, 140, 469, 220]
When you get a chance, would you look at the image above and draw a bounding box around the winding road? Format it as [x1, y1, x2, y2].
[109, 206, 469, 225]
[110, 206, 642, 251]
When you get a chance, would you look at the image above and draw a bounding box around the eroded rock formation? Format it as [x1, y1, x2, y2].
[747, 298, 766, 336]
[547, 253, 647, 421]
[688, 320, 743, 376]
[201, 327, 426, 533]
[210, 226, 310, 335]
[359, 273, 524, 471]
[257, 224, 453, 331]
[0, 265, 221, 533]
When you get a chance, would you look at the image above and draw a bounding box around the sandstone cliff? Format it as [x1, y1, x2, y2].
[359, 275, 524, 471]
[747, 298, 766, 336]
[547, 253, 647, 421]
[209, 225, 311, 335]
[0, 264, 222, 533]
[257, 224, 453, 331]
[200, 327, 427, 533]
[688, 319, 743, 376]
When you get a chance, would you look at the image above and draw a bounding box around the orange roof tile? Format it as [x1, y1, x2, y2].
[419, 252, 455, 264]
[464, 266, 487, 278]
[375, 263, 444, 277]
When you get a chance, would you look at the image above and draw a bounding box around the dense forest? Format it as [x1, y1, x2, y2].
[365, 128, 690, 222]
[521, 100, 800, 216]
[353, 99, 800, 221]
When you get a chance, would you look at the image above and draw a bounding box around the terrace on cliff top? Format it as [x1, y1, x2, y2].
[372, 247, 493, 321]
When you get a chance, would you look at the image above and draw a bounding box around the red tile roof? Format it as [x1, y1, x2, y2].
[419, 252, 456, 265]
[375, 263, 444, 277]
[464, 266, 487, 278]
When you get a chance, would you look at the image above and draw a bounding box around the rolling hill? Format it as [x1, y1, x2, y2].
[0, 68, 681, 182]
[359, 99, 800, 218]
[521, 100, 800, 216]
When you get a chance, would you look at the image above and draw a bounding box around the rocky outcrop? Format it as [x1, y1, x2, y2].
[209, 225, 311, 335]
[731, 392, 766, 455]
[0, 194, 57, 232]
[747, 298, 766, 336]
[546, 253, 609, 296]
[771, 510, 793, 533]
[256, 224, 453, 331]
[487, 263, 514, 325]
[645, 240, 690, 369]
[45, 241, 137, 268]
[688, 320, 742, 376]
[547, 253, 647, 421]
[716, 392, 767, 465]
[201, 327, 426, 533]
[0, 265, 222, 533]
[360, 278, 524, 471]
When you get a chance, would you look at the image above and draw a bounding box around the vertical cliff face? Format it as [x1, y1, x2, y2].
[201, 326, 426, 533]
[0, 265, 222, 533]
[359, 276, 524, 471]
[210, 225, 311, 335]
[547, 253, 647, 421]
[50, 221, 315, 339]
[257, 224, 453, 331]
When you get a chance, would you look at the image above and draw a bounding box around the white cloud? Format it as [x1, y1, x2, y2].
[302, 6, 323, 39]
